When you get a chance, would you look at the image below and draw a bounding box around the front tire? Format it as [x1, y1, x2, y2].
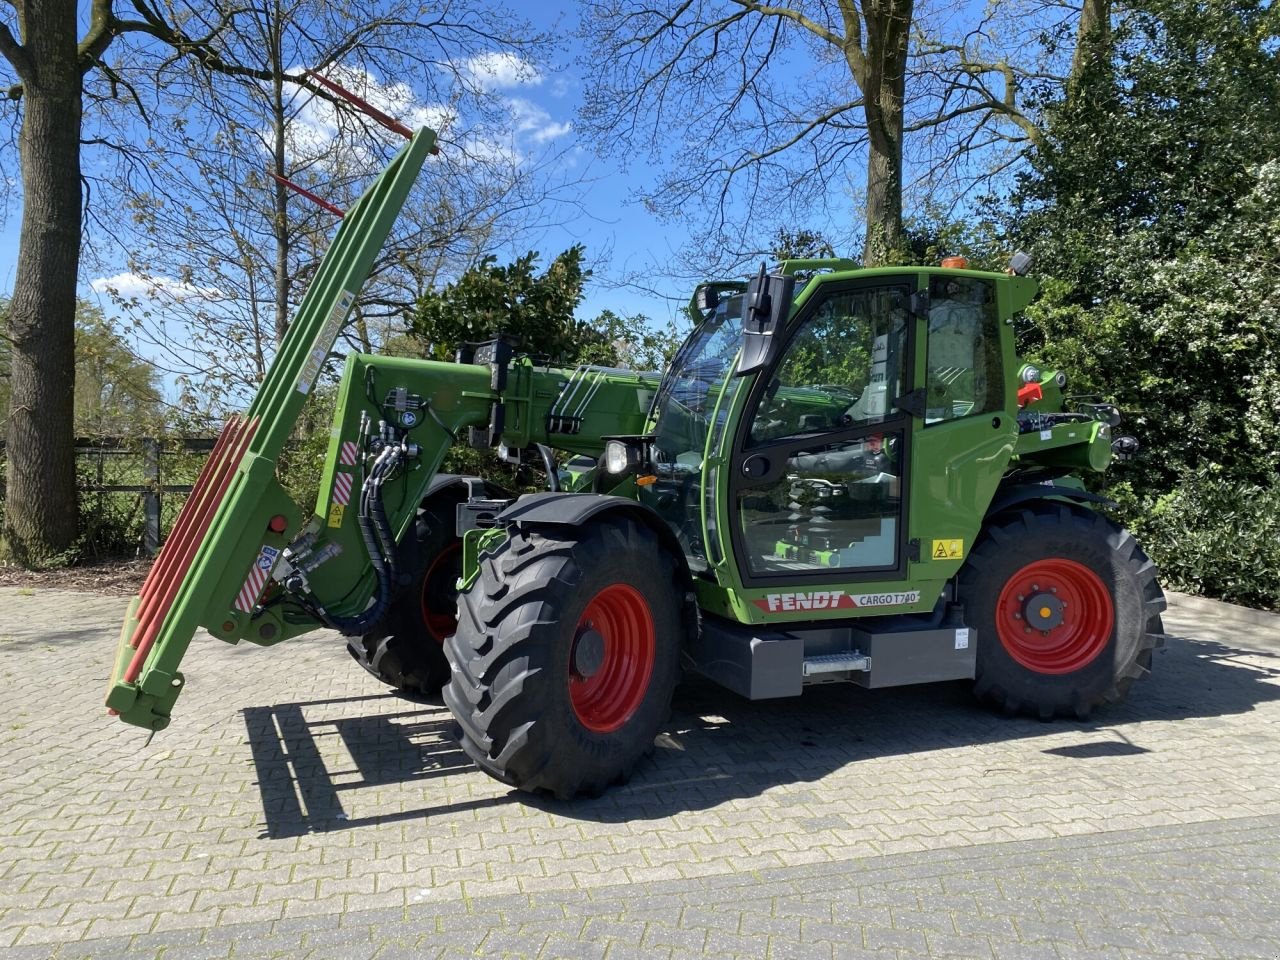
[444, 517, 683, 798]
[959, 502, 1165, 720]
[347, 500, 460, 696]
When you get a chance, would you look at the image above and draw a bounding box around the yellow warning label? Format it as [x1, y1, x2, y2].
[327, 502, 345, 528]
[932, 539, 964, 561]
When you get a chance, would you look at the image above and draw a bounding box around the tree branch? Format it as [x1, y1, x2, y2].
[0, 20, 31, 85]
[77, 0, 117, 76]
[728, 0, 846, 49]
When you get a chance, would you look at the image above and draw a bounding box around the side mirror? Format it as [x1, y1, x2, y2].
[736, 264, 795, 376]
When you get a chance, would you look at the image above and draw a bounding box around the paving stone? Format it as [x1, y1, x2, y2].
[1, 589, 1279, 960]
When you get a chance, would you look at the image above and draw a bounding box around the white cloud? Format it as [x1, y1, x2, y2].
[271, 66, 567, 173]
[463, 52, 543, 91]
[90, 272, 223, 302]
[507, 97, 572, 144]
[278, 66, 457, 163]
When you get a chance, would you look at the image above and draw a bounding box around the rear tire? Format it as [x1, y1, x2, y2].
[959, 502, 1165, 720]
[347, 500, 460, 696]
[443, 517, 683, 798]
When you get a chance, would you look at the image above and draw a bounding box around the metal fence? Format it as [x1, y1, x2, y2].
[0, 437, 216, 555]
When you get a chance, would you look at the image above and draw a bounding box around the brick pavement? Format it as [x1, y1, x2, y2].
[1, 587, 1278, 958]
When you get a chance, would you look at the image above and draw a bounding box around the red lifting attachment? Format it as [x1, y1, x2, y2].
[306, 70, 416, 142]
[268, 172, 346, 218]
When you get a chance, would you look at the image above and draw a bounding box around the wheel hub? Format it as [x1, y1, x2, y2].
[1022, 592, 1064, 631]
[568, 583, 656, 733]
[572, 627, 606, 679]
[995, 558, 1115, 675]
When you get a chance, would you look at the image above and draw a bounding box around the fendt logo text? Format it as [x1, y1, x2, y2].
[753, 590, 922, 613]
[754, 591, 854, 612]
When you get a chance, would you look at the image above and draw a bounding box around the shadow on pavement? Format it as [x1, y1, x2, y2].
[245, 633, 1279, 836]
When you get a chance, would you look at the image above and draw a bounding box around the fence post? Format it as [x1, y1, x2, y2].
[143, 438, 161, 556]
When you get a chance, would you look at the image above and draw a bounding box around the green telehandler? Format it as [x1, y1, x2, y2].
[106, 104, 1165, 800]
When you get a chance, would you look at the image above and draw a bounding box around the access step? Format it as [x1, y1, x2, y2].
[802, 652, 871, 676]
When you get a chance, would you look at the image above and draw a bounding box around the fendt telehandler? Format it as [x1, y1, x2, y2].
[107, 96, 1165, 799]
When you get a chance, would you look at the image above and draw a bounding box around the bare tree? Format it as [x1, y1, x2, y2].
[577, 0, 1115, 277]
[0, 0, 558, 560]
[577, 0, 915, 268]
[907, 0, 1114, 213]
[103, 10, 574, 405]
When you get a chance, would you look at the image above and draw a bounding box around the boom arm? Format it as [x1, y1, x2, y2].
[106, 126, 657, 732]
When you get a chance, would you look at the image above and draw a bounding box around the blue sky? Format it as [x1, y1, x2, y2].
[0, 3, 688, 340]
[466, 3, 686, 325]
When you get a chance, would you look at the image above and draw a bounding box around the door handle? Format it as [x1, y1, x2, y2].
[742, 454, 771, 480]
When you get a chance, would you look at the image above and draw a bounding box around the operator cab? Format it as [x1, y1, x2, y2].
[639, 260, 1012, 594]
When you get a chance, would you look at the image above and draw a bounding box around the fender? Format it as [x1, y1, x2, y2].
[498, 492, 692, 584]
[987, 482, 1117, 517]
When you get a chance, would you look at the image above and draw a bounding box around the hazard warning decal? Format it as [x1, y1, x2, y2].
[931, 539, 964, 561]
[235, 544, 280, 613]
[331, 471, 354, 506]
[338, 440, 359, 466]
[326, 471, 354, 528]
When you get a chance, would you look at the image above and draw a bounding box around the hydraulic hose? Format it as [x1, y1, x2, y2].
[307, 442, 402, 635]
[535, 443, 560, 492]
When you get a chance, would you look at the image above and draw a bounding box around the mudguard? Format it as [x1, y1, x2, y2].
[498, 492, 690, 580]
[986, 483, 1117, 517]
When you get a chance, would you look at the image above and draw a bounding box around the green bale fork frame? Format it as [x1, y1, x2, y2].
[106, 127, 443, 730]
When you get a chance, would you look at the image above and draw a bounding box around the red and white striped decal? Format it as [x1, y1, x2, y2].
[338, 440, 358, 466]
[331, 471, 354, 506]
[235, 544, 280, 613]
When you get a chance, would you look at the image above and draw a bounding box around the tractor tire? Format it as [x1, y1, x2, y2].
[347, 500, 461, 696]
[443, 517, 683, 799]
[959, 501, 1166, 720]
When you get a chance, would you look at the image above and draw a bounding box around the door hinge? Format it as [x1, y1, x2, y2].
[907, 538, 921, 562]
[893, 388, 927, 419]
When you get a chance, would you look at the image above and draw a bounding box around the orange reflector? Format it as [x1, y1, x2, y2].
[636, 475, 658, 486]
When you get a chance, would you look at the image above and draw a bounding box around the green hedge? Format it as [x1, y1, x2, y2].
[1128, 470, 1280, 612]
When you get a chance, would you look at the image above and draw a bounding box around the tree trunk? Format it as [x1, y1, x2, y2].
[1070, 0, 1112, 93]
[861, 0, 913, 266]
[4, 1, 82, 564]
[269, 0, 290, 347]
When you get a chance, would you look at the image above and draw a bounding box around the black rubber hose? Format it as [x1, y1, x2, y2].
[319, 445, 400, 635]
[535, 443, 560, 492]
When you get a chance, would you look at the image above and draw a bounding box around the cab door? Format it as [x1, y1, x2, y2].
[727, 278, 916, 586]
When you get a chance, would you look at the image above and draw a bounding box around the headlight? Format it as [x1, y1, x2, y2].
[603, 440, 631, 474]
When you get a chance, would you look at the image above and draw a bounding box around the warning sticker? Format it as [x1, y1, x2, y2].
[330, 471, 354, 507]
[296, 289, 356, 395]
[235, 544, 280, 613]
[955, 627, 971, 650]
[327, 502, 345, 528]
[932, 539, 964, 561]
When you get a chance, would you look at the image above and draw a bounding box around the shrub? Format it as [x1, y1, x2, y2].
[1129, 470, 1280, 611]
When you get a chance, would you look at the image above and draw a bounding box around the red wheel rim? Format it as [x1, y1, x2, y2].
[569, 583, 656, 733]
[420, 542, 463, 644]
[996, 558, 1114, 674]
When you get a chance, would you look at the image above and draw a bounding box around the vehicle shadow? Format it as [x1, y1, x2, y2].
[244, 632, 1280, 837]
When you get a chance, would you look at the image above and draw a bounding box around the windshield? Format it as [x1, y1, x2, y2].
[641, 296, 743, 566]
[649, 296, 743, 468]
